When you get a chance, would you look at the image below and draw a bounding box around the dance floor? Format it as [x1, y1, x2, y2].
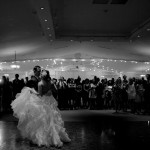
[1, 110, 150, 150]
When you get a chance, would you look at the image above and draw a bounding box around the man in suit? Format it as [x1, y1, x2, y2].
[12, 74, 21, 99]
[28, 66, 41, 91]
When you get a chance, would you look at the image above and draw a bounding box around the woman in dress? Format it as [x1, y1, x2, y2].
[11, 69, 71, 147]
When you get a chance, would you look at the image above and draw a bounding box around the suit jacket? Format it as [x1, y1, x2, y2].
[28, 75, 40, 92]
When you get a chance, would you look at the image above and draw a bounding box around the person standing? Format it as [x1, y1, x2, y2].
[75, 77, 82, 109]
[11, 69, 71, 147]
[89, 80, 97, 110]
[12, 74, 22, 99]
[143, 74, 150, 114]
[28, 66, 41, 91]
[57, 77, 67, 109]
[127, 78, 136, 113]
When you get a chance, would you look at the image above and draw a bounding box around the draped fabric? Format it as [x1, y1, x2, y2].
[11, 87, 71, 147]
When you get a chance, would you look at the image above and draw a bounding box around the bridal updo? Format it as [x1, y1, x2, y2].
[41, 69, 51, 81]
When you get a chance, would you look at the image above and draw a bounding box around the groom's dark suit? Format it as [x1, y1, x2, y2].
[28, 75, 41, 92]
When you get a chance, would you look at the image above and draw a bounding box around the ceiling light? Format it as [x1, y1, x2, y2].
[45, 19, 48, 22]
[40, 7, 44, 10]
[137, 35, 140, 38]
[47, 27, 50, 30]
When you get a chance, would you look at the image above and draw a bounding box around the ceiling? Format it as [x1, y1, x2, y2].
[0, 0, 150, 77]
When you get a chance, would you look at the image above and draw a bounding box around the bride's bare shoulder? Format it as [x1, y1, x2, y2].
[38, 81, 43, 86]
[38, 80, 50, 87]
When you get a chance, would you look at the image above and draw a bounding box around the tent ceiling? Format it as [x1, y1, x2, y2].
[0, 0, 150, 76]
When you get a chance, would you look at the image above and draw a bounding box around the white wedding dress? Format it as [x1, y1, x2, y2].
[11, 87, 71, 147]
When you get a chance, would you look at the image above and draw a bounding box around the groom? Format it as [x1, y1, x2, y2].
[28, 65, 41, 91]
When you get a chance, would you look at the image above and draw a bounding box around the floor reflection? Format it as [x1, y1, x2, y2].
[0, 123, 4, 149]
[0, 120, 150, 150]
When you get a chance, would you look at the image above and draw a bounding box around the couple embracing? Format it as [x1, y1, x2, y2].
[11, 66, 71, 148]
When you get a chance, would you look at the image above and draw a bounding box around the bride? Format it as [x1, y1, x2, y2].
[11, 69, 71, 147]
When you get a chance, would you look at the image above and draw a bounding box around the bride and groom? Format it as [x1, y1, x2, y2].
[11, 66, 71, 147]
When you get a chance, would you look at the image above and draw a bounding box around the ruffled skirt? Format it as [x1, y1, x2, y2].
[11, 87, 71, 147]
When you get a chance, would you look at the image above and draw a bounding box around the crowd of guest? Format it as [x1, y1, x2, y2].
[0, 73, 150, 115]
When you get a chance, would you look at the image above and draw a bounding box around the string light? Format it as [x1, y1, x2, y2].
[91, 59, 95, 62]
[53, 59, 56, 64]
[0, 58, 149, 64]
[0, 58, 149, 77]
[72, 59, 77, 61]
[81, 59, 85, 61]
[10, 65, 20, 69]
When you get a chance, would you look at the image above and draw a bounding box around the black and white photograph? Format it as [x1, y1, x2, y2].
[0, 0, 150, 149]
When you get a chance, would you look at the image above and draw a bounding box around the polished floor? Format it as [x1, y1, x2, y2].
[1, 110, 150, 150]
